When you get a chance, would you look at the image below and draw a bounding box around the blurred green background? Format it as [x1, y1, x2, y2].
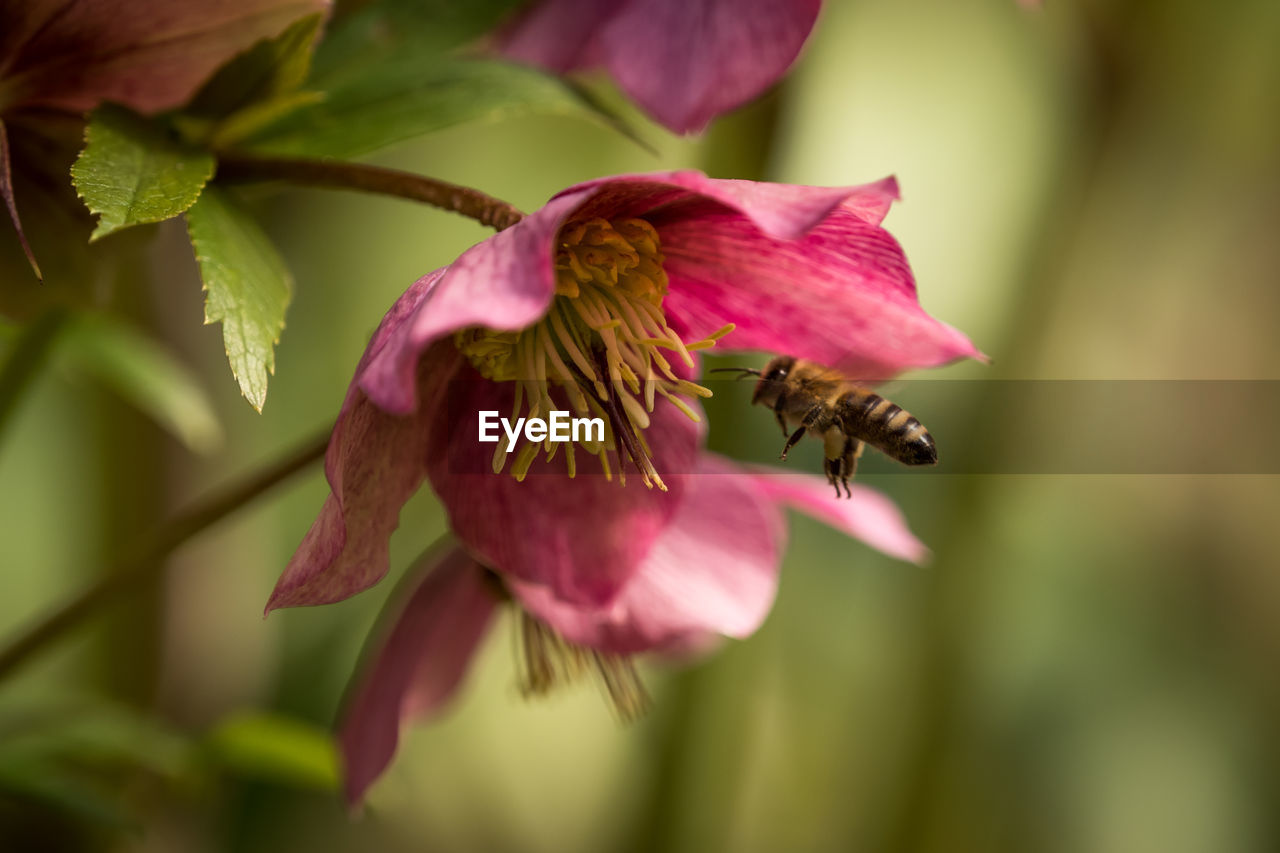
[3, 0, 1280, 850]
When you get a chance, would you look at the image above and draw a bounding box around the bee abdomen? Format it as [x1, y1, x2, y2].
[836, 390, 937, 466]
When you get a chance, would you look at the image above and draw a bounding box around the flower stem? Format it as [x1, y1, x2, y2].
[0, 430, 329, 683]
[0, 308, 68, 448]
[216, 154, 525, 231]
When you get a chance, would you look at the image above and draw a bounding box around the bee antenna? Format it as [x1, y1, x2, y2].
[707, 367, 762, 380]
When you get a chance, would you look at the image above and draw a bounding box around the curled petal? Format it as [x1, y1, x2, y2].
[267, 273, 460, 611]
[0, 0, 330, 114]
[359, 191, 590, 414]
[658, 207, 982, 377]
[511, 455, 786, 652]
[425, 365, 704, 608]
[598, 0, 822, 134]
[554, 171, 897, 242]
[339, 547, 497, 805]
[750, 468, 929, 564]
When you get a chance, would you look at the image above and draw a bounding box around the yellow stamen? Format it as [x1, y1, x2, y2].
[517, 610, 651, 723]
[454, 217, 732, 488]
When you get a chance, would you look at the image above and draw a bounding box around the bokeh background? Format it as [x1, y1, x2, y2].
[3, 0, 1280, 850]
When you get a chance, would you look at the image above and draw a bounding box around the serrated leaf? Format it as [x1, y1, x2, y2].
[203, 711, 338, 791]
[242, 57, 643, 159]
[57, 314, 222, 453]
[70, 105, 215, 241]
[185, 187, 291, 411]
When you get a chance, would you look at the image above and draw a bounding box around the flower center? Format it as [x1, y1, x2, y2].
[455, 217, 732, 489]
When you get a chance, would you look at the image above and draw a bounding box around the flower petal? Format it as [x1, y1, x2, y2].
[495, 0, 615, 72]
[425, 363, 705, 608]
[338, 547, 497, 805]
[267, 272, 462, 611]
[658, 206, 983, 377]
[358, 190, 591, 414]
[510, 455, 786, 652]
[750, 468, 929, 563]
[0, 0, 330, 114]
[598, 0, 822, 134]
[553, 171, 898, 242]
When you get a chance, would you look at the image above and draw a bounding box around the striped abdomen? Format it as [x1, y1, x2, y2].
[836, 388, 937, 466]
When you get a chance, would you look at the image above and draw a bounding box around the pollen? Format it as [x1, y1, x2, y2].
[455, 217, 733, 489]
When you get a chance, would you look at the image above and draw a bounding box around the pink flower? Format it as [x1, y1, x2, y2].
[265, 169, 980, 802]
[267, 170, 978, 616]
[338, 459, 927, 803]
[496, 0, 824, 134]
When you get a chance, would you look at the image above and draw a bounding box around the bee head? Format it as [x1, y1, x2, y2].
[751, 355, 796, 407]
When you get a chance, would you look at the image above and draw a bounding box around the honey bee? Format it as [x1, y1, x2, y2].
[713, 356, 937, 497]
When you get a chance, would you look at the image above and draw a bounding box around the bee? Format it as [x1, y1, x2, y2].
[713, 356, 937, 497]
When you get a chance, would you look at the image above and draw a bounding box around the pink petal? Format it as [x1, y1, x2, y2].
[358, 190, 591, 414]
[510, 455, 786, 652]
[750, 468, 929, 563]
[553, 171, 898, 242]
[0, 0, 330, 114]
[338, 547, 497, 805]
[658, 206, 983, 378]
[495, 0, 615, 72]
[599, 0, 822, 134]
[424, 364, 705, 608]
[267, 273, 462, 611]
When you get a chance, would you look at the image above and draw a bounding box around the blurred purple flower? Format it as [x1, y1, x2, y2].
[267, 170, 978, 616]
[0, 0, 329, 115]
[496, 0, 824, 134]
[339, 462, 926, 803]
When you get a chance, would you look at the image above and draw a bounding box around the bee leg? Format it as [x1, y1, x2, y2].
[824, 457, 841, 497]
[772, 391, 790, 437]
[839, 437, 861, 499]
[780, 405, 823, 460]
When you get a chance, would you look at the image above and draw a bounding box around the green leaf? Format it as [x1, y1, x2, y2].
[312, 0, 525, 79]
[242, 57, 642, 159]
[57, 314, 222, 453]
[203, 711, 338, 791]
[71, 105, 215, 241]
[182, 14, 328, 149]
[185, 187, 292, 411]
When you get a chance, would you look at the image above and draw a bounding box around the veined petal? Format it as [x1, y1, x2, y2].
[359, 190, 590, 414]
[267, 273, 461, 611]
[495, 0, 615, 72]
[510, 455, 786, 652]
[658, 207, 983, 377]
[598, 0, 822, 134]
[0, 0, 329, 114]
[552, 171, 898, 242]
[750, 468, 929, 564]
[338, 547, 497, 805]
[425, 363, 704, 608]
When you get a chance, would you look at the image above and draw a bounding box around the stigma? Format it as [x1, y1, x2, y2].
[456, 217, 732, 488]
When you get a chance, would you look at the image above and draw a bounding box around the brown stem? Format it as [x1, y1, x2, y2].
[0, 430, 329, 683]
[216, 154, 525, 232]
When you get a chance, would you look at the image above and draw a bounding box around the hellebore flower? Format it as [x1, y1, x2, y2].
[496, 0, 823, 134]
[267, 170, 978, 616]
[338, 458, 928, 804]
[268, 169, 979, 802]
